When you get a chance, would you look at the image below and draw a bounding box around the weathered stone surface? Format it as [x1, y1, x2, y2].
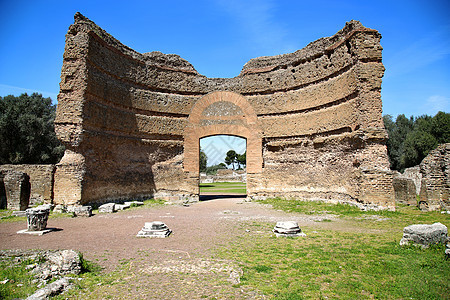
[419, 143, 450, 211]
[0, 165, 55, 206]
[273, 221, 306, 237]
[0, 249, 81, 288]
[115, 203, 130, 210]
[98, 203, 115, 213]
[402, 166, 422, 194]
[26, 277, 72, 300]
[136, 221, 171, 238]
[393, 173, 417, 205]
[53, 204, 66, 213]
[72, 205, 92, 217]
[25, 208, 50, 231]
[1, 170, 30, 210]
[12, 210, 27, 217]
[400, 223, 448, 247]
[53, 13, 392, 210]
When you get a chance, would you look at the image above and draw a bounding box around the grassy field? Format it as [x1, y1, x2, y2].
[216, 199, 450, 299]
[199, 182, 246, 194]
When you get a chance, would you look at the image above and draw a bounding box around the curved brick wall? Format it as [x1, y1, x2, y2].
[54, 13, 394, 209]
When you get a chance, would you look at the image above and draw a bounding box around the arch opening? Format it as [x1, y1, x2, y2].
[199, 135, 247, 201]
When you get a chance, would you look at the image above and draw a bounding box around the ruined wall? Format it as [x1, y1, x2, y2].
[0, 170, 30, 210]
[0, 165, 55, 206]
[393, 175, 417, 205]
[419, 143, 450, 211]
[55, 13, 394, 209]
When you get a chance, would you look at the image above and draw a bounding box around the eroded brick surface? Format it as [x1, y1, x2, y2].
[419, 144, 450, 211]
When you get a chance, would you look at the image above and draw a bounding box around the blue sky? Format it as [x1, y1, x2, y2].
[1, 0, 449, 166]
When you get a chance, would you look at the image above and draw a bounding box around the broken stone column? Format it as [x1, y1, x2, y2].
[26, 208, 50, 231]
[136, 221, 171, 238]
[273, 221, 306, 237]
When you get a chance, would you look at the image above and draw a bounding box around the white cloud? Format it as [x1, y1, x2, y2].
[423, 95, 450, 115]
[215, 0, 297, 55]
[384, 27, 450, 79]
[0, 83, 58, 102]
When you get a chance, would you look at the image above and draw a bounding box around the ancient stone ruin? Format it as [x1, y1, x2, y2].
[52, 12, 394, 210]
[419, 143, 450, 211]
[0, 165, 55, 210]
[0, 170, 31, 211]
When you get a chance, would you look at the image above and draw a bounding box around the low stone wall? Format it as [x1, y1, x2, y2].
[0, 165, 55, 207]
[201, 170, 246, 183]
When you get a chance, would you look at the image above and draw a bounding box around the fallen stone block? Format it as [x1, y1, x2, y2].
[72, 206, 92, 217]
[115, 203, 131, 210]
[273, 221, 306, 237]
[137, 221, 171, 238]
[53, 204, 66, 213]
[12, 211, 27, 217]
[98, 203, 115, 213]
[400, 222, 448, 247]
[26, 277, 72, 300]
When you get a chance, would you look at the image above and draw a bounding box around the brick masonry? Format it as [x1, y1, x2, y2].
[0, 165, 55, 207]
[419, 143, 450, 211]
[53, 13, 394, 209]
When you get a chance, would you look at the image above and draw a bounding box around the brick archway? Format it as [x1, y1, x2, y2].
[184, 91, 262, 174]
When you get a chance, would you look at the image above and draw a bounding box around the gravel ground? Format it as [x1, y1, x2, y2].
[0, 195, 350, 299]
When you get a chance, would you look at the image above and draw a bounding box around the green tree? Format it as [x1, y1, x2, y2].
[0, 93, 64, 164]
[225, 150, 237, 170]
[237, 151, 246, 169]
[199, 149, 207, 172]
[431, 111, 450, 143]
[384, 111, 450, 171]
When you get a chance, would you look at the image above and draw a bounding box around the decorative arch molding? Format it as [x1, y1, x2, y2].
[184, 91, 262, 174]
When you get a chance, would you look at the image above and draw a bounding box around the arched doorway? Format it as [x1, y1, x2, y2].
[184, 91, 262, 199]
[199, 135, 247, 201]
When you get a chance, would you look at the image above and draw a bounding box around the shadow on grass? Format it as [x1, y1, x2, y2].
[199, 194, 247, 201]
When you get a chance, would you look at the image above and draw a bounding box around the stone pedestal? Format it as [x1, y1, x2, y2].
[273, 221, 306, 237]
[136, 221, 171, 238]
[26, 208, 50, 231]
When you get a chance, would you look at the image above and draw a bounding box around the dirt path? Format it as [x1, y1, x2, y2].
[0, 197, 360, 299]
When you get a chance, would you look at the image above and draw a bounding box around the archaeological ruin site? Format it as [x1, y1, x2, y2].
[1, 13, 449, 213]
[46, 12, 396, 210]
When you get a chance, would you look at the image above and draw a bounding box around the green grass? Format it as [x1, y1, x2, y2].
[0, 256, 39, 299]
[199, 182, 246, 194]
[214, 199, 450, 299]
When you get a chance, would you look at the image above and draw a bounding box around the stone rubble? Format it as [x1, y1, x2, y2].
[136, 221, 172, 238]
[26, 277, 72, 300]
[273, 221, 306, 237]
[98, 203, 115, 213]
[399, 222, 448, 247]
[0, 249, 82, 299]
